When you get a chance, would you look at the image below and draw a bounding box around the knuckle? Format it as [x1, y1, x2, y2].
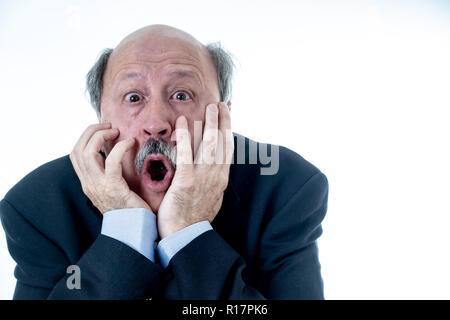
[179, 177, 195, 194]
[205, 138, 216, 149]
[103, 184, 115, 196]
[91, 130, 105, 142]
[204, 130, 217, 142]
[184, 183, 196, 194]
[105, 156, 118, 168]
[87, 148, 98, 157]
[88, 123, 100, 131]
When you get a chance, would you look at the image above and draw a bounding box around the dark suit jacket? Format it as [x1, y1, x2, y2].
[0, 134, 328, 300]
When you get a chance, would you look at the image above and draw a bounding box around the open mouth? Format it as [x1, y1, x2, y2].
[141, 154, 175, 192]
[148, 160, 168, 181]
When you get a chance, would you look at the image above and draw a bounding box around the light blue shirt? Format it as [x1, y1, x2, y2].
[101, 208, 212, 268]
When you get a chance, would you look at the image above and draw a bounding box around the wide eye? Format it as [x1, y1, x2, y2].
[171, 91, 191, 101]
[125, 92, 142, 103]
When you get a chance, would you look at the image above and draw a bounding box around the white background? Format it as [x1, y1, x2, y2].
[1, 0, 449, 299]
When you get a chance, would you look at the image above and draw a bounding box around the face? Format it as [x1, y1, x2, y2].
[99, 27, 221, 213]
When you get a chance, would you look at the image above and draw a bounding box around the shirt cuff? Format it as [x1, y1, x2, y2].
[101, 208, 157, 262]
[156, 221, 212, 268]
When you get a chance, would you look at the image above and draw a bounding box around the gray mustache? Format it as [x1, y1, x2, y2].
[134, 138, 177, 175]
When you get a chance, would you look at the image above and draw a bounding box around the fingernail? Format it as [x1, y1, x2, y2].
[178, 115, 187, 125]
[208, 104, 218, 113]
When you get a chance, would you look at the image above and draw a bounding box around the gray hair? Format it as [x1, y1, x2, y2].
[86, 43, 235, 116]
[205, 42, 235, 104]
[86, 48, 113, 116]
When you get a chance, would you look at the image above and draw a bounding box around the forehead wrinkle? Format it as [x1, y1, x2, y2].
[110, 61, 206, 92]
[108, 63, 149, 88]
[117, 71, 146, 83]
[132, 51, 203, 64]
[113, 51, 204, 74]
[109, 47, 207, 77]
[165, 69, 204, 89]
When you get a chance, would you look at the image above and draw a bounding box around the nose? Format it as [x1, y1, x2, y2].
[141, 99, 173, 141]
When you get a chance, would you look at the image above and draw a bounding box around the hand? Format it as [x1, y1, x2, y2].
[70, 123, 151, 214]
[157, 102, 234, 239]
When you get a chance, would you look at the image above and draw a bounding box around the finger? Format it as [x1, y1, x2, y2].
[174, 116, 193, 166]
[204, 103, 219, 132]
[218, 102, 233, 164]
[218, 102, 231, 135]
[85, 127, 119, 159]
[74, 123, 111, 151]
[83, 128, 120, 176]
[196, 103, 219, 164]
[105, 138, 135, 178]
[71, 124, 112, 186]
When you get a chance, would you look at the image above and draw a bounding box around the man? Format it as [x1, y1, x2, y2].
[0, 25, 328, 299]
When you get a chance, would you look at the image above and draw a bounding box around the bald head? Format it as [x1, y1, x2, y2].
[86, 24, 235, 116]
[107, 25, 212, 89]
[117, 25, 206, 53]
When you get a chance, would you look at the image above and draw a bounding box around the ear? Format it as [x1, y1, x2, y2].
[227, 101, 232, 111]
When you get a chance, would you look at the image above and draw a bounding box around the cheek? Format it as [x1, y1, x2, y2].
[116, 126, 134, 139]
[108, 112, 139, 141]
[102, 103, 132, 128]
[101, 126, 134, 155]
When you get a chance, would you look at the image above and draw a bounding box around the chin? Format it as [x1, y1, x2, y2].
[140, 188, 166, 214]
[136, 153, 176, 214]
[124, 173, 167, 214]
[123, 152, 175, 214]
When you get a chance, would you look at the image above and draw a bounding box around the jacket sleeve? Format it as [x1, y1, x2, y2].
[256, 172, 328, 299]
[163, 171, 328, 299]
[0, 199, 166, 300]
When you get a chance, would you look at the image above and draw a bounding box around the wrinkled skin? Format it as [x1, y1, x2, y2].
[70, 25, 233, 238]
